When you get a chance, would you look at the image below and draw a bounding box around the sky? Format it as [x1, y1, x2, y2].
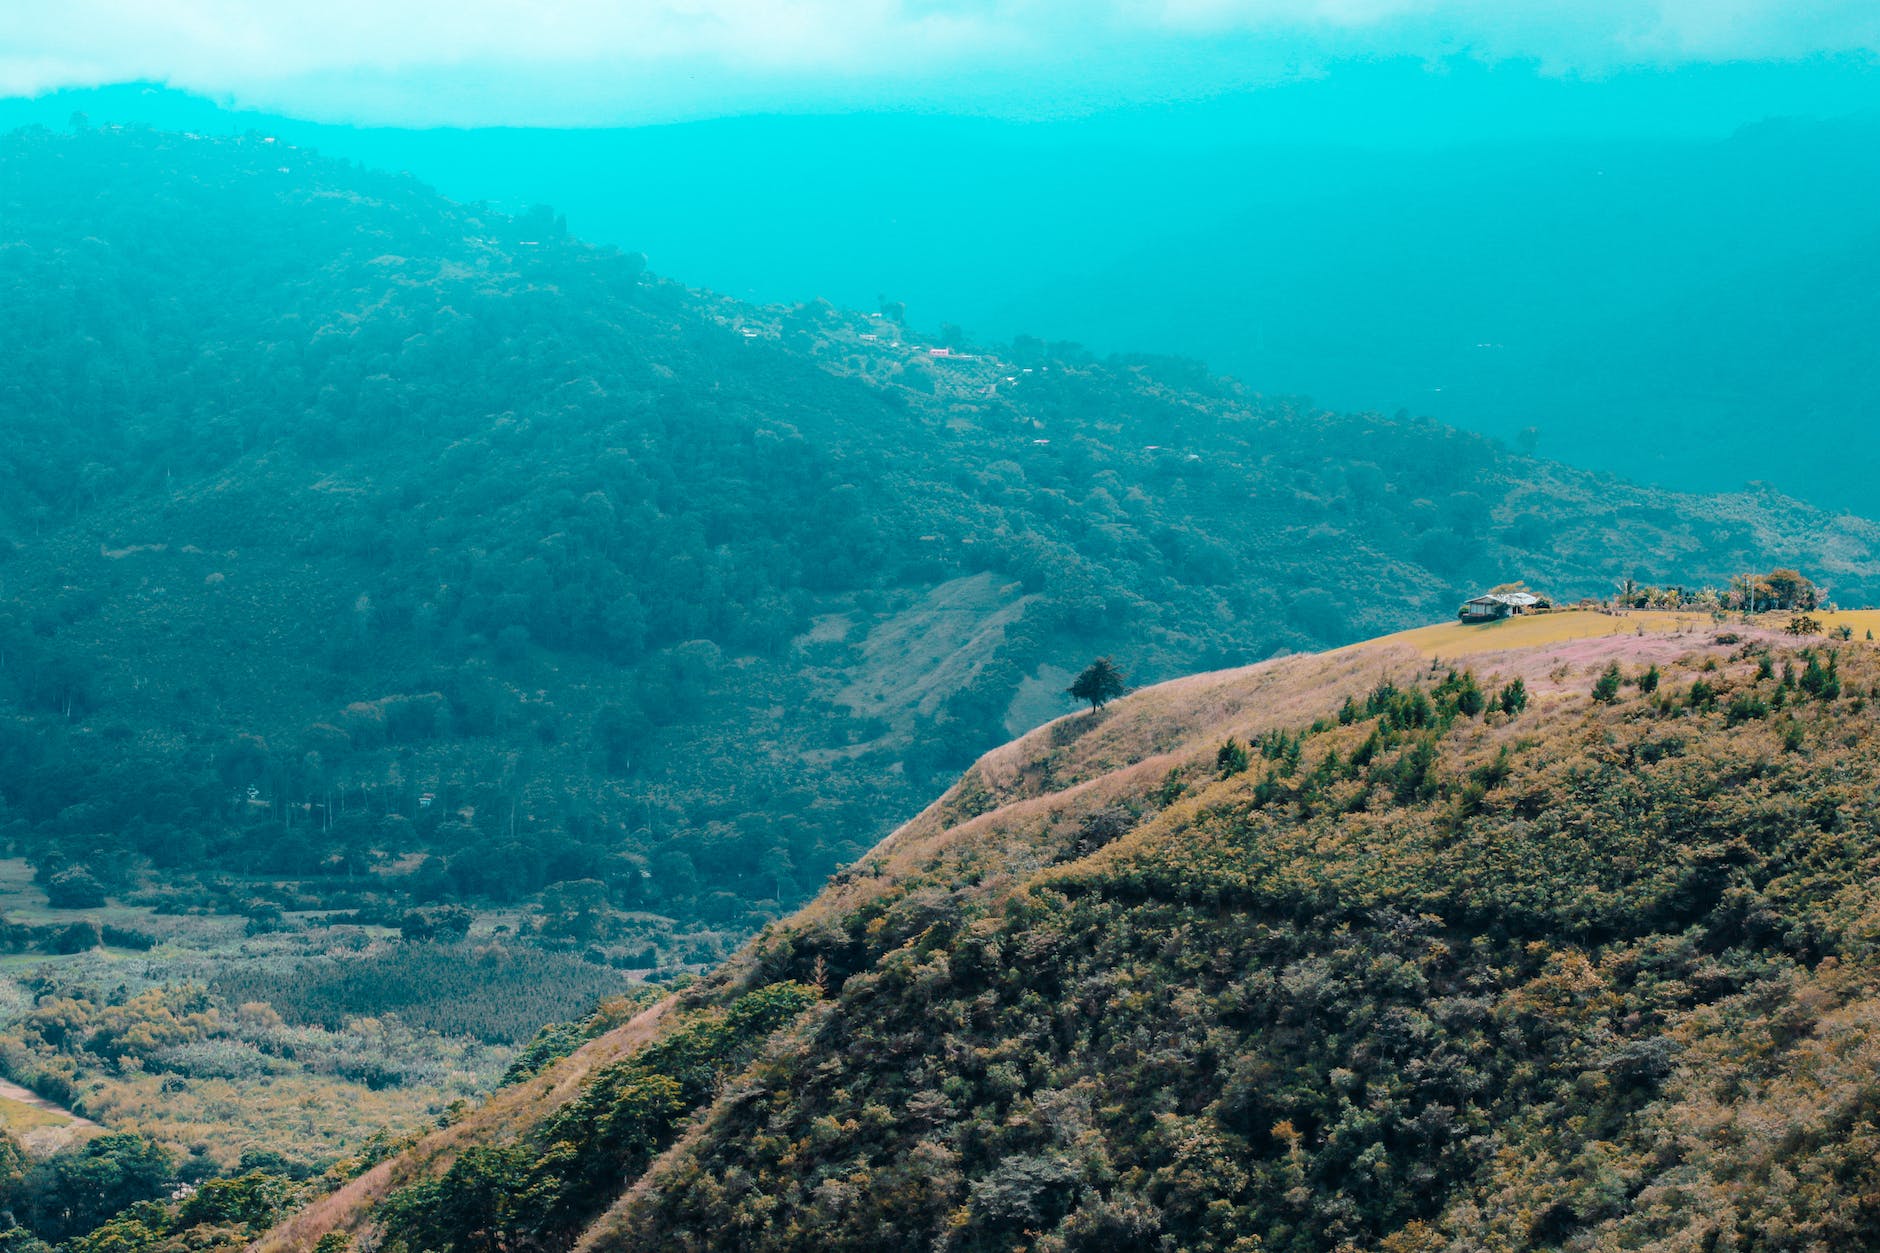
[3, 1, 1878, 126]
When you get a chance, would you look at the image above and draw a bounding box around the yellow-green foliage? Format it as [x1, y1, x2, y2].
[0, 976, 501, 1170]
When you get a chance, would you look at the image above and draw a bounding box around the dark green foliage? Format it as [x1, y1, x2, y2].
[47, 920, 102, 954]
[379, 1146, 546, 1253]
[504, 640, 1880, 1253]
[1067, 659, 1128, 714]
[175, 1170, 301, 1229]
[1215, 738, 1251, 777]
[1350, 725, 1384, 768]
[379, 982, 821, 1251]
[43, 869, 106, 910]
[1498, 677, 1529, 715]
[374, 1143, 541, 1249]
[1592, 662, 1623, 703]
[1799, 649, 1841, 701]
[398, 905, 473, 943]
[1432, 668, 1486, 718]
[501, 994, 651, 1085]
[1470, 744, 1514, 789]
[502, 1021, 593, 1087]
[1725, 692, 1769, 725]
[210, 944, 627, 1044]
[22, 1133, 175, 1243]
[1639, 663, 1661, 693]
[1075, 807, 1136, 854]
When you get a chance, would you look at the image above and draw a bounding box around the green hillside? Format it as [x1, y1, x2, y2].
[3, 123, 1875, 951]
[242, 618, 1880, 1252]
[3, 127, 1880, 1240]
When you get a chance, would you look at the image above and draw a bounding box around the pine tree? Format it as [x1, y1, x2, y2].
[1592, 663, 1623, 703]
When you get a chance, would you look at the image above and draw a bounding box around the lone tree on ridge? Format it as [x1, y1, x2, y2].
[1068, 658, 1128, 714]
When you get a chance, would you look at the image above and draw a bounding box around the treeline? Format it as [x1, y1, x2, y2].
[209, 942, 632, 1044]
[1605, 566, 1829, 612]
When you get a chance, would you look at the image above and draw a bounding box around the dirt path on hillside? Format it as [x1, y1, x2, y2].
[0, 1075, 101, 1153]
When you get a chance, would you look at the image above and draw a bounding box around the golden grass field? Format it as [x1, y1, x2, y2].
[1369, 608, 1880, 662]
[0, 1084, 97, 1154]
[0, 1094, 72, 1132]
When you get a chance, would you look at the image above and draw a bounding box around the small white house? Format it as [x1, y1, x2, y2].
[1459, 590, 1547, 622]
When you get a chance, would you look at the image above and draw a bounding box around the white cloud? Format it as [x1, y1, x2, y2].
[2, 0, 1875, 123]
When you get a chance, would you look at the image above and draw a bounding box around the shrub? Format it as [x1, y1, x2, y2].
[1592, 663, 1623, 703]
[44, 869, 105, 910]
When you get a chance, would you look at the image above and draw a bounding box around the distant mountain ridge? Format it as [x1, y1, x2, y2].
[6, 86, 1877, 510]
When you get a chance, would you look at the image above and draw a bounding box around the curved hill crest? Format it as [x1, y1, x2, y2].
[263, 609, 1880, 1251]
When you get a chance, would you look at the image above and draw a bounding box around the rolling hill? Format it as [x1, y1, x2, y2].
[243, 611, 1880, 1251]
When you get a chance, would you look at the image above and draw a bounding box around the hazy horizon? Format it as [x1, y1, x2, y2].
[10, 49, 1876, 510]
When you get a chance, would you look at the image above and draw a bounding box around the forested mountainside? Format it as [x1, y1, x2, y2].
[253, 617, 1880, 1252]
[11, 90, 1878, 513]
[4, 122, 1877, 952]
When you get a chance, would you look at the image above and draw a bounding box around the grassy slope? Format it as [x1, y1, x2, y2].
[268, 615, 1880, 1249]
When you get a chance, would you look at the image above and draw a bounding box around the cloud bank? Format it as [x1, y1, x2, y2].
[4, 0, 1877, 124]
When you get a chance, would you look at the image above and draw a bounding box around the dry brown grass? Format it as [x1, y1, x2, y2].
[1389, 606, 1880, 662]
[729, 619, 1794, 959]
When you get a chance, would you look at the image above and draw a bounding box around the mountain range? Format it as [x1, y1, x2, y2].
[6, 84, 1878, 511]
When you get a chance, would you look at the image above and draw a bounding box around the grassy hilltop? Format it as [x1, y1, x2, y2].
[5, 122, 1880, 1247]
[241, 612, 1880, 1252]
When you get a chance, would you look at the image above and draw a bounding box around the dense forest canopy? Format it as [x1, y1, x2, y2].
[2, 122, 1877, 947]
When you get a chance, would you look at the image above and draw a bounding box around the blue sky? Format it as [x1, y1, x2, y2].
[3, 1, 1878, 126]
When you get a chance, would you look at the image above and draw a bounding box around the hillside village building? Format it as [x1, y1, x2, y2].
[1458, 590, 1547, 621]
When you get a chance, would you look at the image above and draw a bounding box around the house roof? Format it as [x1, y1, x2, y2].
[1465, 591, 1543, 607]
